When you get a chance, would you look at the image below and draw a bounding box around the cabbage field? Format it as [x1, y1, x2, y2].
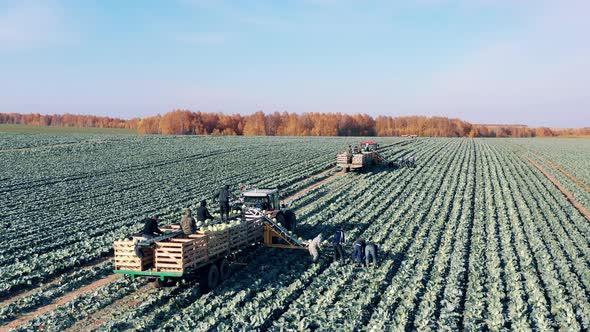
[1, 134, 590, 331]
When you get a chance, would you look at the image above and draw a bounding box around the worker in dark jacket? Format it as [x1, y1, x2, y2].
[181, 208, 196, 235]
[196, 200, 213, 222]
[216, 185, 234, 221]
[142, 216, 162, 239]
[332, 227, 345, 264]
[365, 242, 378, 268]
[353, 239, 366, 267]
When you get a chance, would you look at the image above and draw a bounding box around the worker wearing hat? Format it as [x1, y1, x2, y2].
[181, 208, 196, 235]
[196, 200, 213, 222]
[142, 215, 162, 239]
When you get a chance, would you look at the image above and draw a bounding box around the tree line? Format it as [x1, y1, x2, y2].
[1, 111, 589, 137]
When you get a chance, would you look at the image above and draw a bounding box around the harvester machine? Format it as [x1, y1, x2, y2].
[245, 207, 307, 249]
[113, 187, 310, 292]
[337, 140, 389, 172]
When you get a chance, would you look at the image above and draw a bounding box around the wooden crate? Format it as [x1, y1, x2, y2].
[207, 230, 230, 258]
[247, 221, 264, 243]
[114, 240, 153, 271]
[154, 237, 208, 272]
[160, 224, 181, 232]
[351, 152, 373, 167]
[337, 152, 350, 165]
[229, 224, 249, 249]
[154, 222, 264, 273]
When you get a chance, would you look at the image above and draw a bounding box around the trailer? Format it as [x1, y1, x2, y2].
[114, 192, 307, 292]
[336, 141, 387, 172]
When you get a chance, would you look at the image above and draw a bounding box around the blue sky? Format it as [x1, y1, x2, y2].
[0, 0, 588, 127]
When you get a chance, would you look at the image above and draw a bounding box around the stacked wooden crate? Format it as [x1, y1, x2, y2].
[351, 154, 364, 166]
[247, 220, 264, 243]
[206, 230, 230, 258]
[229, 223, 249, 249]
[114, 240, 153, 271]
[337, 152, 350, 165]
[152, 221, 264, 273]
[154, 237, 207, 272]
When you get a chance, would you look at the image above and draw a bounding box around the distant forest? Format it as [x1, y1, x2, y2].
[1, 111, 589, 137]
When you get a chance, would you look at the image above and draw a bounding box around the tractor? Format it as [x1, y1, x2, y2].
[240, 188, 297, 232]
[336, 140, 386, 172]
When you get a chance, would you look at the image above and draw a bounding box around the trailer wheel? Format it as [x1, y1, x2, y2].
[153, 278, 165, 288]
[218, 259, 231, 281]
[200, 264, 219, 293]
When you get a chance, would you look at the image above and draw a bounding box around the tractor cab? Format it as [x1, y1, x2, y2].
[242, 188, 280, 211]
[241, 188, 297, 233]
[360, 140, 379, 151]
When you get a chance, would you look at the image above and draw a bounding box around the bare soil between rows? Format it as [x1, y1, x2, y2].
[2, 274, 121, 331]
[526, 157, 590, 221]
[282, 167, 346, 204]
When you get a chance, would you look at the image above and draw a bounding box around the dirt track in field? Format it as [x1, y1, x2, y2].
[541, 156, 590, 193]
[0, 257, 111, 308]
[282, 167, 345, 205]
[2, 274, 121, 331]
[526, 157, 590, 221]
[63, 284, 152, 332]
[0, 139, 110, 153]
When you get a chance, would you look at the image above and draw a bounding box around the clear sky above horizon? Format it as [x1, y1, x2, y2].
[1, 0, 588, 127]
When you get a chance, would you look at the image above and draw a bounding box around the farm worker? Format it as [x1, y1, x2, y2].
[142, 216, 163, 239]
[308, 233, 323, 263]
[353, 239, 366, 266]
[181, 208, 196, 235]
[216, 185, 235, 221]
[347, 145, 352, 155]
[365, 242, 378, 268]
[332, 227, 346, 265]
[196, 200, 213, 222]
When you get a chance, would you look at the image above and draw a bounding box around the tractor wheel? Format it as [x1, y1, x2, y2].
[276, 212, 286, 227]
[153, 277, 177, 288]
[218, 259, 231, 281]
[199, 264, 219, 293]
[153, 278, 165, 288]
[284, 209, 297, 231]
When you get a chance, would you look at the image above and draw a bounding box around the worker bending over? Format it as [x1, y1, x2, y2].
[332, 227, 346, 264]
[142, 216, 162, 239]
[353, 239, 366, 267]
[196, 200, 213, 222]
[308, 233, 323, 263]
[181, 208, 196, 235]
[365, 242, 379, 268]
